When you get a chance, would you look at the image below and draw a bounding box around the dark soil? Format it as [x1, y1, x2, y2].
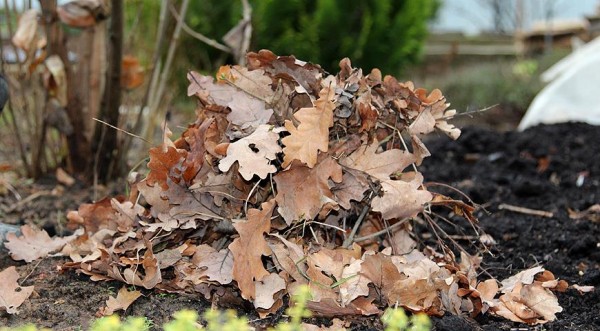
[0, 123, 598, 330]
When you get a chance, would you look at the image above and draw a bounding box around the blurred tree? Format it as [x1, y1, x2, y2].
[253, 0, 439, 74]
[177, 0, 439, 75]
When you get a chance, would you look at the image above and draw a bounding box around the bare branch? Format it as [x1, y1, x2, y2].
[167, 2, 231, 53]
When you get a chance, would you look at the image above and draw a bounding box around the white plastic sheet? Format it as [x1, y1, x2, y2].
[518, 37, 600, 130]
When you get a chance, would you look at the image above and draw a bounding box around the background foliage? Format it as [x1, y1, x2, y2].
[176, 0, 439, 74]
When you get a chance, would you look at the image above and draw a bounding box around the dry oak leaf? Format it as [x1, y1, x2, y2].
[99, 286, 142, 316]
[274, 157, 343, 224]
[247, 49, 324, 96]
[254, 272, 286, 310]
[5, 224, 82, 262]
[146, 145, 187, 191]
[122, 245, 162, 289]
[340, 140, 416, 181]
[269, 234, 306, 282]
[332, 168, 370, 210]
[372, 173, 433, 220]
[229, 199, 276, 300]
[520, 283, 562, 322]
[192, 244, 233, 284]
[360, 252, 403, 291]
[219, 124, 283, 180]
[216, 65, 275, 102]
[281, 77, 337, 168]
[0, 267, 34, 314]
[494, 282, 562, 324]
[491, 266, 563, 324]
[187, 70, 273, 137]
[430, 99, 461, 140]
[339, 259, 371, 306]
[180, 118, 213, 183]
[500, 266, 545, 293]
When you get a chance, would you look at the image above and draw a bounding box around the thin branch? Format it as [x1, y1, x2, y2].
[92, 117, 150, 144]
[146, 0, 190, 139]
[353, 218, 412, 243]
[167, 2, 231, 53]
[498, 203, 554, 218]
[342, 200, 371, 248]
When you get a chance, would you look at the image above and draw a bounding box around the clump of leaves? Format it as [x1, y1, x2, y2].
[6, 50, 571, 325]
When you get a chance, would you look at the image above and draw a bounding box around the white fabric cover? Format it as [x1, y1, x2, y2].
[518, 36, 600, 130]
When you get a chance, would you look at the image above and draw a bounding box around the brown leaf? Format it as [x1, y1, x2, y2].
[146, 145, 187, 191]
[12, 9, 39, 51]
[67, 197, 121, 232]
[372, 174, 432, 220]
[229, 199, 276, 300]
[57, 0, 106, 28]
[500, 266, 545, 293]
[192, 245, 233, 284]
[306, 297, 379, 317]
[45, 56, 68, 107]
[410, 135, 431, 166]
[341, 140, 415, 181]
[408, 108, 436, 136]
[247, 50, 324, 97]
[122, 245, 162, 289]
[254, 272, 286, 310]
[520, 283, 562, 322]
[360, 252, 402, 291]
[6, 225, 82, 262]
[356, 92, 378, 132]
[430, 100, 461, 140]
[274, 158, 343, 224]
[282, 77, 336, 168]
[187, 70, 273, 138]
[99, 286, 142, 316]
[339, 259, 370, 305]
[568, 204, 600, 223]
[219, 124, 283, 180]
[56, 167, 75, 186]
[269, 235, 306, 282]
[332, 168, 370, 210]
[0, 267, 34, 314]
[121, 55, 144, 90]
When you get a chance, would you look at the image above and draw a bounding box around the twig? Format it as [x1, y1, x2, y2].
[168, 2, 231, 53]
[342, 202, 371, 248]
[353, 218, 412, 242]
[7, 190, 51, 212]
[127, 0, 168, 155]
[0, 179, 21, 200]
[445, 104, 499, 119]
[145, 0, 190, 143]
[21, 259, 43, 284]
[304, 220, 346, 234]
[498, 203, 554, 218]
[238, 0, 252, 65]
[92, 118, 150, 144]
[244, 179, 261, 216]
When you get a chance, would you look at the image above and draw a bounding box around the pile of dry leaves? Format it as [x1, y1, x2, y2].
[3, 50, 582, 324]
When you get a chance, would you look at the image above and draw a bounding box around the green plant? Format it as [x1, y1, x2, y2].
[0, 287, 431, 331]
[382, 307, 432, 331]
[271, 284, 312, 331]
[253, 0, 439, 74]
[90, 315, 150, 331]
